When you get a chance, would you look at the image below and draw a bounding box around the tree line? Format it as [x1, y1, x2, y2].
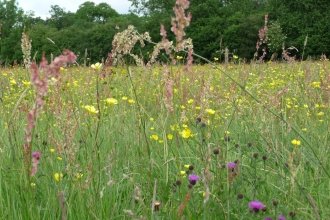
[0, 0, 329, 66]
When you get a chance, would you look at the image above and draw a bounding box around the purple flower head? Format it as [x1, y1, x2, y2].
[32, 151, 41, 159]
[189, 174, 200, 181]
[188, 174, 200, 185]
[249, 201, 265, 213]
[227, 162, 236, 170]
[278, 215, 286, 220]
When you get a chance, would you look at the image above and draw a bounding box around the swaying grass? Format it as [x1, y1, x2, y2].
[1, 59, 330, 219]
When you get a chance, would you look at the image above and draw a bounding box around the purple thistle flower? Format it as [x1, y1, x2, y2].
[249, 201, 265, 213]
[278, 215, 286, 220]
[227, 162, 236, 170]
[188, 174, 200, 185]
[32, 151, 41, 159]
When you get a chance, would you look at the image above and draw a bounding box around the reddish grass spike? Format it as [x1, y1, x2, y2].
[24, 50, 77, 174]
[30, 152, 41, 176]
[171, 0, 192, 45]
[177, 190, 191, 217]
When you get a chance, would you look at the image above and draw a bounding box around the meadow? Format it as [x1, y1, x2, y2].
[1, 57, 329, 219]
[1, 0, 330, 219]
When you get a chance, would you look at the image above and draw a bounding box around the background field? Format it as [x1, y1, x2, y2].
[1, 59, 330, 219]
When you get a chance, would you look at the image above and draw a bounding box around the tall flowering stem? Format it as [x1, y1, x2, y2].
[255, 14, 269, 62]
[21, 28, 32, 69]
[171, 0, 192, 48]
[24, 50, 76, 171]
[171, 0, 194, 66]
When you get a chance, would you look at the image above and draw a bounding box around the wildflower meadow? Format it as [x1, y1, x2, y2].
[1, 0, 330, 220]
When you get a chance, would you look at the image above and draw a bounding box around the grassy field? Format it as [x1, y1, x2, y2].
[0, 59, 329, 219]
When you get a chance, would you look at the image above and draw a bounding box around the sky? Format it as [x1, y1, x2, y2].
[16, 0, 132, 19]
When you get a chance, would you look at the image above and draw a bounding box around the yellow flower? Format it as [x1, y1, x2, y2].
[128, 99, 135, 104]
[311, 82, 321, 87]
[50, 148, 55, 153]
[233, 55, 238, 59]
[60, 67, 67, 72]
[214, 57, 219, 61]
[91, 62, 102, 71]
[180, 171, 186, 175]
[10, 78, 17, 85]
[30, 182, 36, 188]
[224, 131, 230, 135]
[106, 98, 118, 105]
[84, 105, 99, 114]
[22, 81, 31, 87]
[150, 118, 154, 122]
[195, 106, 201, 111]
[302, 128, 307, 132]
[54, 173, 63, 181]
[181, 128, 191, 138]
[177, 56, 183, 60]
[150, 134, 159, 140]
[49, 77, 58, 85]
[206, 109, 215, 115]
[184, 164, 190, 169]
[187, 99, 194, 104]
[122, 96, 128, 101]
[167, 134, 173, 140]
[57, 157, 62, 161]
[291, 139, 301, 146]
[76, 172, 83, 179]
[316, 112, 324, 116]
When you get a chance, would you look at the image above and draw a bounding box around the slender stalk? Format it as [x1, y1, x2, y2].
[127, 67, 151, 157]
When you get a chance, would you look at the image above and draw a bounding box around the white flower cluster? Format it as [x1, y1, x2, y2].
[111, 25, 151, 65]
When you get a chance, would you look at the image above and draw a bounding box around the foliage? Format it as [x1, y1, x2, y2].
[267, 21, 286, 52]
[267, 0, 330, 59]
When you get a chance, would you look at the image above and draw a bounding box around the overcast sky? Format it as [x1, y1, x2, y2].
[16, 0, 132, 19]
